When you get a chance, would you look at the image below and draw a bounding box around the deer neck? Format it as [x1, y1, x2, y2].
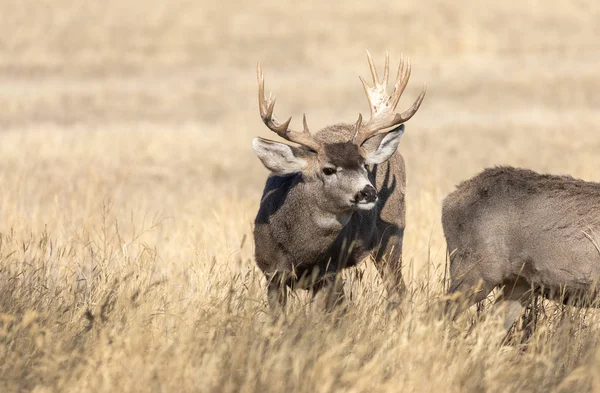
[261, 179, 355, 265]
[311, 208, 351, 232]
[300, 186, 353, 233]
[273, 179, 352, 238]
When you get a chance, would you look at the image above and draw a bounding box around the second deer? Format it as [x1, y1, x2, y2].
[443, 166, 600, 329]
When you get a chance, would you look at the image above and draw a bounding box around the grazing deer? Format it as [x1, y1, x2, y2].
[252, 52, 426, 310]
[443, 166, 600, 328]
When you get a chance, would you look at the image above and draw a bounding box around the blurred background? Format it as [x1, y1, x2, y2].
[1, 0, 600, 280]
[1, 0, 599, 124]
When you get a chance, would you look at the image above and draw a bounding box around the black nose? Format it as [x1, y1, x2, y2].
[357, 185, 377, 203]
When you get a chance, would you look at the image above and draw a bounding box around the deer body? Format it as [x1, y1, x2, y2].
[252, 53, 425, 309]
[443, 166, 600, 327]
[255, 125, 406, 307]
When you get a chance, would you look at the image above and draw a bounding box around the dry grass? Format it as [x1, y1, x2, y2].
[2, 1, 600, 391]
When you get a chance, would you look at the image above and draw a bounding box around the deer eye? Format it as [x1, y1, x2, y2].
[322, 167, 336, 176]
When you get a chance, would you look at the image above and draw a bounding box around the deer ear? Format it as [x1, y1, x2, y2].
[252, 138, 310, 174]
[365, 125, 404, 165]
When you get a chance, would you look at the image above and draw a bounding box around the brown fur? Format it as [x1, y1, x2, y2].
[443, 166, 600, 325]
[322, 142, 365, 170]
[254, 123, 406, 309]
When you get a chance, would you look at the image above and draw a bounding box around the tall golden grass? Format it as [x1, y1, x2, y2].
[2, 0, 600, 391]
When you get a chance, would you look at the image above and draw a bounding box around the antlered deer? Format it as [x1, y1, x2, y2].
[252, 52, 426, 310]
[443, 166, 600, 328]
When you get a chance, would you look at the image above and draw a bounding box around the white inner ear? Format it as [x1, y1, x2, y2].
[252, 138, 307, 174]
[366, 126, 405, 165]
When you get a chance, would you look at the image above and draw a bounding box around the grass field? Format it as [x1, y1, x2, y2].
[2, 1, 600, 391]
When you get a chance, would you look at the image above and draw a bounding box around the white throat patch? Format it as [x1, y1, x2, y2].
[315, 214, 351, 230]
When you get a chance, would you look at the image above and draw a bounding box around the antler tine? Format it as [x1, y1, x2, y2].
[257, 62, 268, 116]
[256, 62, 322, 152]
[365, 50, 379, 85]
[382, 51, 390, 88]
[358, 75, 374, 112]
[397, 83, 427, 122]
[390, 56, 410, 110]
[354, 53, 426, 145]
[352, 113, 363, 142]
[302, 113, 309, 133]
[257, 63, 292, 133]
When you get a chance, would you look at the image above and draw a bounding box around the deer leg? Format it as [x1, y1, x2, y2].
[374, 246, 406, 306]
[267, 272, 288, 310]
[491, 280, 531, 331]
[444, 270, 496, 320]
[311, 273, 347, 313]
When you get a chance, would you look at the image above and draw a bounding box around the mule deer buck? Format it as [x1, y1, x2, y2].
[443, 166, 600, 329]
[252, 52, 426, 310]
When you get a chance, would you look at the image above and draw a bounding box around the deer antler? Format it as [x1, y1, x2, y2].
[257, 63, 322, 152]
[353, 51, 426, 145]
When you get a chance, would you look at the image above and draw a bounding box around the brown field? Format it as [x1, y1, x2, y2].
[2, 0, 600, 391]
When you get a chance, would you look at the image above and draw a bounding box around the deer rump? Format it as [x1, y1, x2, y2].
[443, 166, 600, 310]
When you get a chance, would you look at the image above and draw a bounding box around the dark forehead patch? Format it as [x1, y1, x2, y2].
[322, 142, 364, 169]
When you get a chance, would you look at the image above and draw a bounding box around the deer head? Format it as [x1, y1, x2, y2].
[252, 52, 426, 214]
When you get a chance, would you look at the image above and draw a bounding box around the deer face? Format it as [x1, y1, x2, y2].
[253, 51, 424, 214]
[252, 125, 404, 213]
